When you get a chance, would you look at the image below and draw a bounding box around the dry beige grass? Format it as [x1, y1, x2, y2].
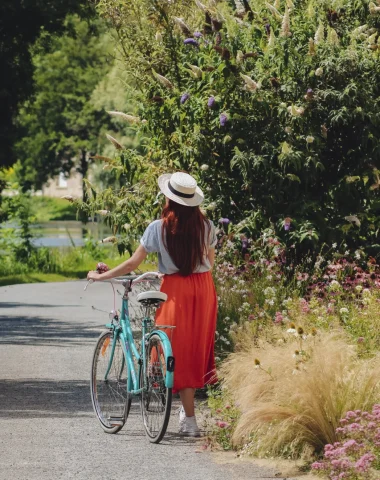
[220, 333, 380, 458]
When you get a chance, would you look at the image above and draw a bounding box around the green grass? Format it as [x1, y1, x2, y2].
[0, 260, 158, 287]
[31, 196, 77, 222]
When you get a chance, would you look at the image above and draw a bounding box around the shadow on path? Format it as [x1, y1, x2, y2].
[0, 314, 100, 346]
[0, 302, 82, 309]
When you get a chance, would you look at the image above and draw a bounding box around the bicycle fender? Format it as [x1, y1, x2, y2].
[149, 330, 174, 389]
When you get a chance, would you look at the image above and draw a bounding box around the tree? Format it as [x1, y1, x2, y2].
[15, 16, 115, 199]
[0, 0, 93, 169]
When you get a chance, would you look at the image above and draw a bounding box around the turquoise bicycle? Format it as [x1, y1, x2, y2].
[86, 272, 175, 443]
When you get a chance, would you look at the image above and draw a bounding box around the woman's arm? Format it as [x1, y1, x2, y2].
[207, 248, 215, 268]
[87, 245, 148, 281]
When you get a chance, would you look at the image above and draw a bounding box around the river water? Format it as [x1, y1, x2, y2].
[31, 221, 111, 248]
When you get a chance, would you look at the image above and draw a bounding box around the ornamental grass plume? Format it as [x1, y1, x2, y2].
[152, 70, 174, 89]
[189, 65, 202, 78]
[327, 27, 340, 45]
[107, 111, 141, 124]
[265, 2, 283, 21]
[105, 134, 123, 150]
[173, 17, 191, 36]
[220, 333, 380, 458]
[240, 73, 260, 92]
[314, 23, 325, 44]
[280, 5, 291, 37]
[308, 38, 316, 55]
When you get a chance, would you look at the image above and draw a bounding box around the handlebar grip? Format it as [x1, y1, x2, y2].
[84, 279, 94, 291]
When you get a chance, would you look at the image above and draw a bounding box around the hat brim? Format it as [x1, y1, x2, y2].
[158, 174, 204, 207]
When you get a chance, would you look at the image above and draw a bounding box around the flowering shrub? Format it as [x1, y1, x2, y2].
[77, 0, 380, 258]
[312, 405, 380, 479]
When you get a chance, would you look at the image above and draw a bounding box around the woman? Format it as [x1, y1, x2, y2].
[87, 172, 218, 437]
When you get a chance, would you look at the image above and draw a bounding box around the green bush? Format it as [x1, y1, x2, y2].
[77, 0, 380, 257]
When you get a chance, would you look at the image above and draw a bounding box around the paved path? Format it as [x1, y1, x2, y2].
[0, 281, 282, 480]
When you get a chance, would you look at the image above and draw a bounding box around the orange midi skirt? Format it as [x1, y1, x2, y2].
[155, 271, 218, 392]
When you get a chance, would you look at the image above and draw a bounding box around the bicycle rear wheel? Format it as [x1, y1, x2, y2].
[140, 333, 172, 443]
[91, 330, 131, 434]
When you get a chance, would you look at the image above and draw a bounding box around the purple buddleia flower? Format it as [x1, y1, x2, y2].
[265, 23, 271, 35]
[284, 217, 291, 231]
[207, 96, 216, 108]
[180, 92, 190, 104]
[219, 113, 228, 126]
[193, 31, 202, 38]
[184, 38, 199, 47]
[219, 218, 230, 225]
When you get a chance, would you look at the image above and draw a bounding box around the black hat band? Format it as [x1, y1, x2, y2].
[168, 181, 195, 199]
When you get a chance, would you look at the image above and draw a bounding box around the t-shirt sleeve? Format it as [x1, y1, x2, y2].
[140, 221, 159, 253]
[208, 220, 217, 248]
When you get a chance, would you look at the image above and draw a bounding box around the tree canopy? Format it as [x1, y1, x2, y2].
[15, 16, 114, 193]
[0, 0, 92, 168]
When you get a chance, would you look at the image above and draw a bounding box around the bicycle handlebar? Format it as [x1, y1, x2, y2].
[84, 271, 162, 291]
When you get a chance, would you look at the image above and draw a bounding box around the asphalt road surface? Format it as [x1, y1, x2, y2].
[0, 281, 283, 480]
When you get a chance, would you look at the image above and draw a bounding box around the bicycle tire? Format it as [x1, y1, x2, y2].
[90, 330, 131, 434]
[140, 333, 172, 443]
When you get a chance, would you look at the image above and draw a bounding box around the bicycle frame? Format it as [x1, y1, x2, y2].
[104, 287, 174, 396]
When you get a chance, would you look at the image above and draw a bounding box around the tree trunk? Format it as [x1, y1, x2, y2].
[80, 149, 88, 203]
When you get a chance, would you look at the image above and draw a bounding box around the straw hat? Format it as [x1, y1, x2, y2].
[158, 172, 204, 207]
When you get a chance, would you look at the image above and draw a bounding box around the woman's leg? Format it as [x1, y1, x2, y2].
[179, 388, 196, 417]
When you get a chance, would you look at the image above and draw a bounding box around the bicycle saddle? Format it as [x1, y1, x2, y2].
[136, 291, 168, 306]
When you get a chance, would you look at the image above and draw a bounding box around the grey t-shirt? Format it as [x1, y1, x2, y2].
[140, 219, 217, 274]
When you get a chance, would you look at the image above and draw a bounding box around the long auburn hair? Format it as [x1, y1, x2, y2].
[161, 199, 211, 276]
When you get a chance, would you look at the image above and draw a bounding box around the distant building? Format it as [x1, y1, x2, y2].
[42, 169, 83, 198]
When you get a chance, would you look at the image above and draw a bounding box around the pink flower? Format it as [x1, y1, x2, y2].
[355, 453, 375, 473]
[216, 421, 230, 428]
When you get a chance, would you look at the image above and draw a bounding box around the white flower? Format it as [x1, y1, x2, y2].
[332, 242, 337, 249]
[354, 250, 361, 260]
[345, 250, 350, 255]
[314, 23, 324, 44]
[306, 135, 314, 144]
[362, 288, 371, 297]
[315, 67, 324, 76]
[339, 307, 349, 315]
[287, 328, 296, 334]
[200, 164, 209, 171]
[264, 286, 276, 297]
[355, 285, 363, 292]
[267, 275, 273, 280]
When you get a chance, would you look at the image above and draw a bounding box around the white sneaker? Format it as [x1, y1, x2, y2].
[178, 415, 201, 437]
[178, 406, 186, 427]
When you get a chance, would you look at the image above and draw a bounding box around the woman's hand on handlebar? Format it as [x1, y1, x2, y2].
[87, 271, 102, 282]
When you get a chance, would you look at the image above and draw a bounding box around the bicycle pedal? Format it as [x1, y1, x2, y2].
[108, 416, 124, 426]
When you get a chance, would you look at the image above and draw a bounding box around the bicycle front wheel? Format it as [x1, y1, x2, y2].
[140, 333, 172, 443]
[91, 330, 131, 434]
